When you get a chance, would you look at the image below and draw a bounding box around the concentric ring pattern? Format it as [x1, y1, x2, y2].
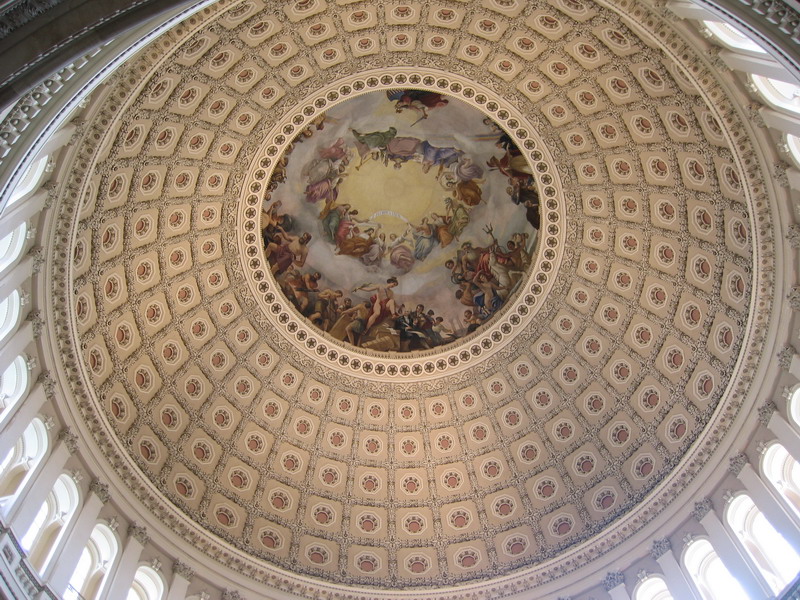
[50, 0, 770, 593]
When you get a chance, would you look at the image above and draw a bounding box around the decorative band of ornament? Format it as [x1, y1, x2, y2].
[238, 69, 566, 379]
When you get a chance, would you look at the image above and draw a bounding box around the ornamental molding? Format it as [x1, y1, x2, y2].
[57, 427, 78, 454]
[26, 309, 43, 338]
[745, 102, 767, 128]
[238, 70, 565, 382]
[37, 369, 55, 397]
[128, 522, 150, 546]
[728, 452, 749, 476]
[789, 286, 800, 311]
[602, 570, 625, 591]
[650, 538, 671, 559]
[775, 162, 791, 188]
[89, 479, 110, 503]
[691, 498, 713, 520]
[778, 345, 797, 370]
[173, 560, 195, 580]
[758, 399, 778, 426]
[787, 224, 800, 249]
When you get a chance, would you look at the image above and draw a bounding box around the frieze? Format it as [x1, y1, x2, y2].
[128, 522, 150, 545]
[691, 497, 713, 520]
[758, 399, 778, 426]
[602, 570, 624, 591]
[88, 479, 110, 503]
[728, 452, 749, 476]
[788, 224, 800, 249]
[58, 427, 78, 454]
[778, 345, 796, 370]
[650, 537, 671, 559]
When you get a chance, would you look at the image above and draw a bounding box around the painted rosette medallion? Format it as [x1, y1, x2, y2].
[260, 90, 540, 354]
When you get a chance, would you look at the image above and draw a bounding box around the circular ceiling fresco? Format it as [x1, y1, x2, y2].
[46, 0, 774, 596]
[262, 90, 539, 352]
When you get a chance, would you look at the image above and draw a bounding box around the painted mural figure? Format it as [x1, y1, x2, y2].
[282, 270, 321, 313]
[411, 218, 438, 261]
[513, 178, 541, 230]
[261, 200, 287, 247]
[318, 200, 349, 242]
[302, 139, 350, 204]
[387, 232, 414, 273]
[308, 288, 343, 331]
[330, 300, 373, 345]
[431, 317, 456, 344]
[338, 226, 379, 258]
[352, 127, 398, 149]
[355, 277, 399, 332]
[419, 141, 463, 175]
[360, 232, 386, 269]
[452, 155, 484, 182]
[318, 137, 348, 161]
[444, 197, 470, 240]
[261, 92, 539, 352]
[352, 127, 398, 169]
[473, 271, 504, 316]
[266, 230, 311, 275]
[388, 89, 450, 120]
[333, 206, 365, 247]
[385, 136, 422, 168]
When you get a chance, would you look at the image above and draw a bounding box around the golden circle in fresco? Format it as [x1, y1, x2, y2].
[261, 90, 540, 353]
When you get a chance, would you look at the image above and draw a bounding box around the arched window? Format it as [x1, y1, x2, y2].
[786, 134, 800, 170]
[0, 223, 28, 276]
[7, 155, 49, 207]
[761, 442, 800, 519]
[682, 538, 749, 600]
[633, 575, 674, 600]
[789, 387, 800, 428]
[127, 565, 164, 600]
[0, 355, 31, 423]
[65, 523, 119, 600]
[19, 472, 80, 572]
[703, 20, 767, 54]
[725, 492, 800, 593]
[0, 290, 22, 344]
[0, 417, 48, 512]
[751, 74, 800, 114]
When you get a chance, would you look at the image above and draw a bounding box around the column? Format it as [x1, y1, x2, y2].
[101, 523, 149, 600]
[0, 188, 46, 233]
[602, 571, 630, 600]
[692, 498, 772, 598]
[651, 538, 700, 600]
[731, 454, 800, 545]
[5, 428, 77, 534]
[166, 560, 194, 600]
[0, 319, 32, 375]
[760, 400, 800, 463]
[720, 50, 793, 82]
[763, 109, 800, 138]
[665, 0, 713, 20]
[31, 123, 76, 162]
[0, 254, 33, 302]
[44, 480, 110, 594]
[0, 377, 48, 459]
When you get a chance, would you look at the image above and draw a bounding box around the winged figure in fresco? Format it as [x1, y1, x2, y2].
[387, 89, 450, 122]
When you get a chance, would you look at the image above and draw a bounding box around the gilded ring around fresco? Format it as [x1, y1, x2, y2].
[247, 84, 551, 356]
